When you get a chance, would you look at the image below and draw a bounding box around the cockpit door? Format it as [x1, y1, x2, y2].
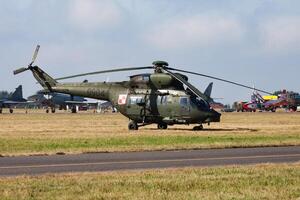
[179, 97, 190, 116]
[126, 95, 145, 117]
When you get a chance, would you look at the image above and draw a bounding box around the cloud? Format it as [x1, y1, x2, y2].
[259, 16, 300, 53]
[68, 0, 122, 31]
[143, 14, 244, 49]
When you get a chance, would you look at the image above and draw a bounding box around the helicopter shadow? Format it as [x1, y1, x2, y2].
[144, 127, 258, 132]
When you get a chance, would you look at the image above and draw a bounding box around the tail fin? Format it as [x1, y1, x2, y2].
[31, 66, 57, 91]
[13, 45, 57, 92]
[204, 82, 213, 98]
[9, 85, 24, 101]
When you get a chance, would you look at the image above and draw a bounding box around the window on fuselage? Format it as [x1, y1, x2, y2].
[143, 75, 150, 82]
[157, 96, 167, 105]
[180, 97, 188, 106]
[129, 96, 143, 105]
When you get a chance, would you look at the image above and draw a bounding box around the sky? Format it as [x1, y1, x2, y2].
[1, 0, 300, 104]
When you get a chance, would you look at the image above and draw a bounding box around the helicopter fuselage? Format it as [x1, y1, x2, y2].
[51, 81, 220, 126]
[14, 56, 222, 130]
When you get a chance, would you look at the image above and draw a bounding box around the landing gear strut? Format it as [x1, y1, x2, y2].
[128, 121, 138, 130]
[51, 107, 56, 113]
[71, 106, 77, 113]
[193, 124, 203, 131]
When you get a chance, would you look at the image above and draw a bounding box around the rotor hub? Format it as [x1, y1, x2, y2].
[152, 60, 169, 73]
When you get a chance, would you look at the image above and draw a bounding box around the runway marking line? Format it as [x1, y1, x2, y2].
[0, 153, 300, 170]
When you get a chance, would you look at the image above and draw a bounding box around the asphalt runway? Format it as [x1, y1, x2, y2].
[0, 146, 299, 176]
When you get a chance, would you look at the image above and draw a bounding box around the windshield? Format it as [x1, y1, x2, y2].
[190, 97, 209, 110]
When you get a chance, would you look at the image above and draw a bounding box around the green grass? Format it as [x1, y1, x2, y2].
[1, 134, 299, 155]
[1, 163, 299, 200]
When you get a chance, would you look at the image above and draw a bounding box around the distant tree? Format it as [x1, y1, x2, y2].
[273, 91, 282, 95]
[0, 91, 9, 99]
[224, 104, 231, 109]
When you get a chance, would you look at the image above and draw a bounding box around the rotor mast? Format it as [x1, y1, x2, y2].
[153, 60, 168, 73]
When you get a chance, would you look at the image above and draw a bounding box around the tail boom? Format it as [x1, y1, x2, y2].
[30, 66, 57, 91]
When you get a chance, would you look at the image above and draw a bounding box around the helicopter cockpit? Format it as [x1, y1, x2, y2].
[190, 96, 210, 111]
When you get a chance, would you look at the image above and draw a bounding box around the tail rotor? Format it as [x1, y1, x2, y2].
[13, 45, 40, 75]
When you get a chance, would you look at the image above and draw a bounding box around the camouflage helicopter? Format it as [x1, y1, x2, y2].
[14, 45, 271, 130]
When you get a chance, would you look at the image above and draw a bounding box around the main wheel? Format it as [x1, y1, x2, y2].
[157, 123, 168, 129]
[46, 109, 49, 113]
[71, 106, 77, 113]
[128, 121, 138, 130]
[51, 108, 56, 113]
[193, 124, 203, 131]
[0, 109, 2, 114]
[9, 108, 13, 113]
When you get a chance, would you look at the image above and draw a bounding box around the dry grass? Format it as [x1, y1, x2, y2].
[0, 110, 300, 155]
[0, 163, 299, 200]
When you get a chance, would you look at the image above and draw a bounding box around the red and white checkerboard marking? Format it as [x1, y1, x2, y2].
[118, 94, 127, 105]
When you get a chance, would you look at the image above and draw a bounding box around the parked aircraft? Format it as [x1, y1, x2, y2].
[0, 85, 28, 113]
[14, 45, 272, 130]
[204, 82, 224, 109]
[235, 89, 299, 112]
[28, 90, 93, 113]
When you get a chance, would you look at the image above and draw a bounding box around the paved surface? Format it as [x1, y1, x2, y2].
[0, 146, 299, 176]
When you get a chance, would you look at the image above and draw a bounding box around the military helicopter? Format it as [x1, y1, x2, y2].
[14, 45, 272, 130]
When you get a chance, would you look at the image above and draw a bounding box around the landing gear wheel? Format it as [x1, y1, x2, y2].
[0, 109, 2, 114]
[128, 121, 138, 130]
[193, 124, 203, 131]
[51, 108, 56, 113]
[157, 123, 168, 129]
[9, 108, 13, 114]
[71, 106, 77, 113]
[46, 109, 49, 113]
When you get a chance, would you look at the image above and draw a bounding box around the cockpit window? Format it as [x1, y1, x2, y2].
[190, 97, 209, 110]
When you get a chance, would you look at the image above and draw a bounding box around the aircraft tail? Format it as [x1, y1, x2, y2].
[204, 82, 213, 98]
[14, 66, 57, 91]
[9, 85, 24, 101]
[13, 45, 57, 92]
[31, 66, 57, 91]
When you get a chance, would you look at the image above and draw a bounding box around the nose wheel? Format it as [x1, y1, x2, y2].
[128, 121, 138, 130]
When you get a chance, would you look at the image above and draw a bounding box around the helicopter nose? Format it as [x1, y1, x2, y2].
[207, 109, 221, 122]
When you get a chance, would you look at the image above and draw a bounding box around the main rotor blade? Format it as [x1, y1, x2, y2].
[31, 45, 40, 65]
[167, 67, 273, 95]
[163, 68, 210, 102]
[13, 67, 28, 75]
[55, 66, 154, 81]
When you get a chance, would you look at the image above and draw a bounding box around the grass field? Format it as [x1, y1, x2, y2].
[0, 110, 300, 156]
[0, 163, 299, 200]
